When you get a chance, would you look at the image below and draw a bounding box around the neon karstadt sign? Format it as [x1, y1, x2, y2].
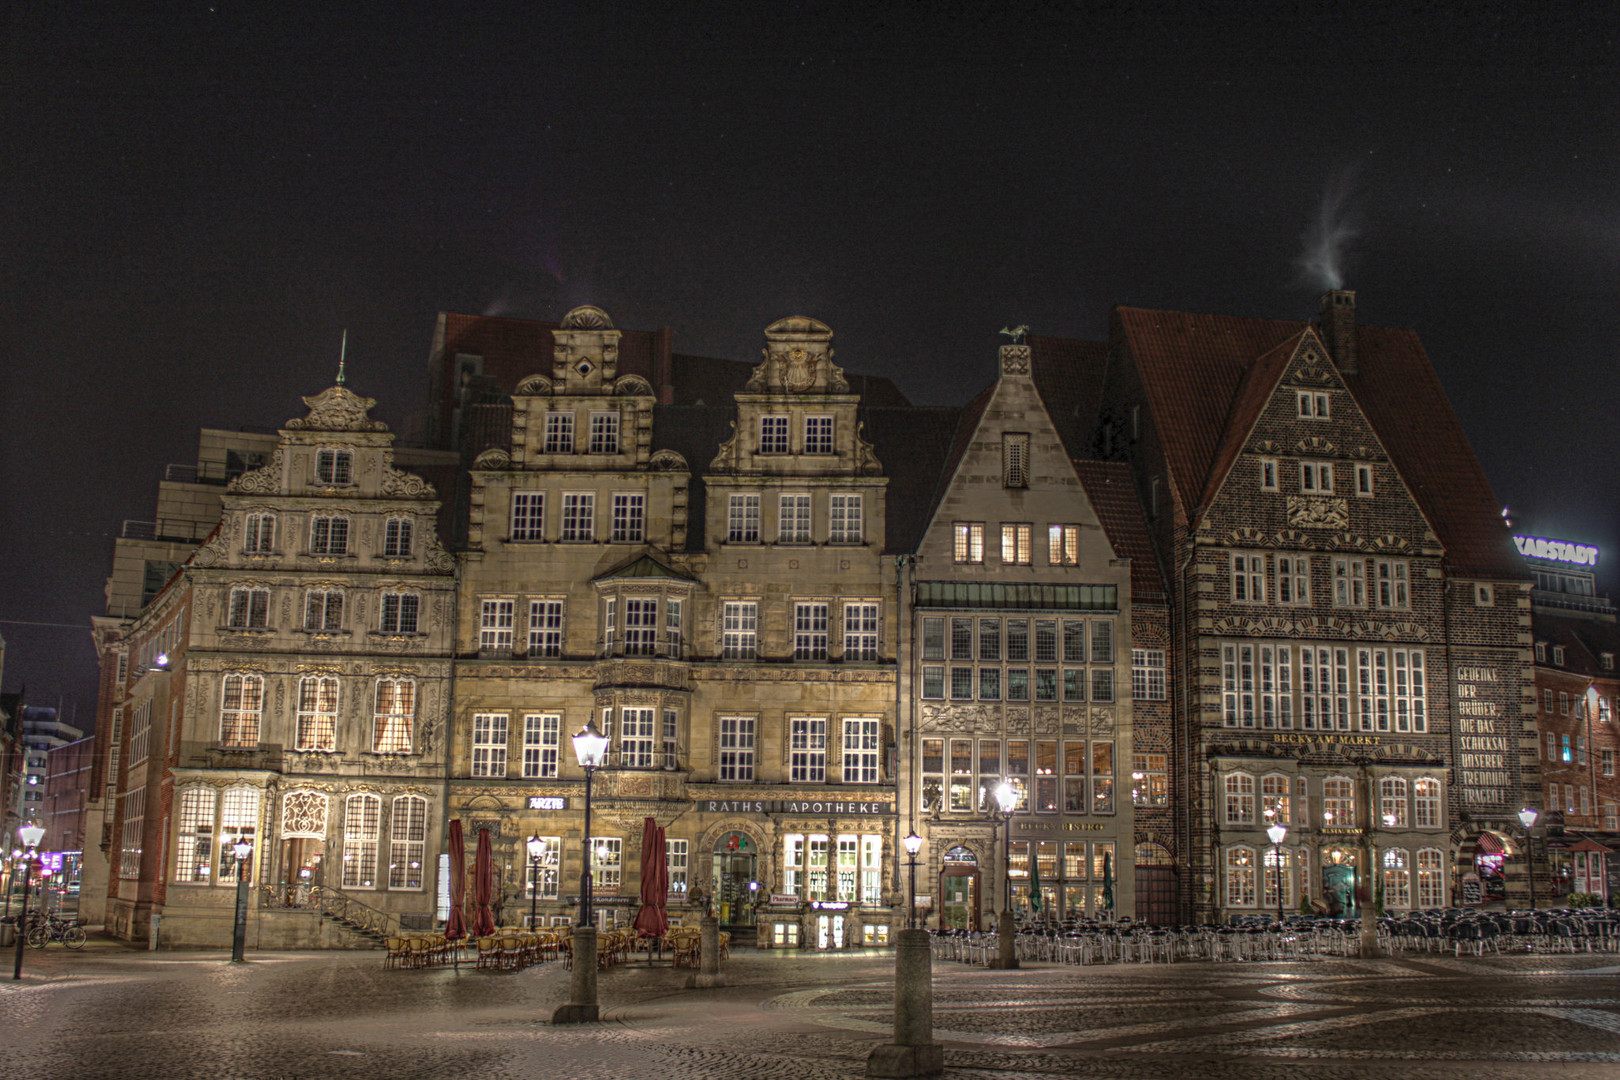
[1514, 536, 1600, 567]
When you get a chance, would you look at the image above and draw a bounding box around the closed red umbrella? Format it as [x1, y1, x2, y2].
[445, 819, 468, 942]
[472, 827, 497, 937]
[633, 817, 669, 940]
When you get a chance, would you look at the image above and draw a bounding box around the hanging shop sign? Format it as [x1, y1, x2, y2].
[769, 893, 801, 907]
[810, 901, 850, 910]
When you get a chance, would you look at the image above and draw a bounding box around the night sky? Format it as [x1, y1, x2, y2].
[3, 3, 1616, 724]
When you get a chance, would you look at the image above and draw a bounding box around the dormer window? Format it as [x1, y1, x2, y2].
[544, 413, 575, 453]
[760, 416, 790, 454]
[588, 412, 619, 454]
[1554, 646, 1566, 666]
[1002, 433, 1030, 489]
[804, 416, 834, 454]
[315, 449, 353, 485]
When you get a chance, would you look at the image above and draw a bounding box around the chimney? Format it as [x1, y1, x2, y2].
[1318, 289, 1357, 376]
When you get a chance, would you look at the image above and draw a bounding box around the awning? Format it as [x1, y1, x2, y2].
[1474, 832, 1505, 854]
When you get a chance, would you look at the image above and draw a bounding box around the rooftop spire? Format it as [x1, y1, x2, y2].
[336, 329, 348, 385]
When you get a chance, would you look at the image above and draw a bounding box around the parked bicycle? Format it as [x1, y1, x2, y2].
[25, 912, 86, 950]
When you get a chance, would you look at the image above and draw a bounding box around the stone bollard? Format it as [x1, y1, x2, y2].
[551, 926, 599, 1023]
[866, 929, 944, 1077]
[686, 914, 726, 989]
[992, 909, 1018, 969]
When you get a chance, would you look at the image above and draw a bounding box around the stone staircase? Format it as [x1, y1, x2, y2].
[724, 924, 758, 950]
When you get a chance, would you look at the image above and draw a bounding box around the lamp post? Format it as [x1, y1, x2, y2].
[903, 833, 922, 930]
[1266, 822, 1288, 922]
[993, 780, 1018, 971]
[231, 838, 253, 962]
[12, 824, 44, 980]
[526, 836, 545, 930]
[553, 720, 608, 1024]
[1518, 806, 1539, 910]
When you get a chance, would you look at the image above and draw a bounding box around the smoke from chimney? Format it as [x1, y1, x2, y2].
[1296, 170, 1359, 292]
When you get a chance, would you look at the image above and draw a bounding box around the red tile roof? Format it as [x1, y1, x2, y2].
[1113, 305, 1526, 581]
[1074, 460, 1166, 604]
[1196, 330, 1309, 512]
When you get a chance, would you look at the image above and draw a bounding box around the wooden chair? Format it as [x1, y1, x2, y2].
[383, 936, 408, 969]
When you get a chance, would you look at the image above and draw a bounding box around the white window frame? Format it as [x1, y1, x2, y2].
[722, 601, 758, 660]
[309, 514, 349, 555]
[1332, 556, 1366, 607]
[611, 492, 645, 543]
[1131, 648, 1166, 700]
[472, 713, 509, 778]
[315, 448, 354, 485]
[389, 795, 428, 890]
[790, 717, 827, 782]
[619, 707, 656, 768]
[1355, 463, 1374, 496]
[228, 586, 271, 629]
[829, 493, 863, 544]
[523, 713, 561, 778]
[1224, 772, 1255, 825]
[295, 674, 339, 752]
[1297, 391, 1330, 418]
[727, 493, 760, 543]
[174, 787, 217, 884]
[1300, 461, 1334, 492]
[1232, 552, 1265, 603]
[528, 599, 564, 657]
[243, 512, 276, 553]
[343, 794, 380, 890]
[842, 602, 879, 661]
[543, 411, 575, 453]
[1277, 554, 1310, 605]
[804, 415, 834, 454]
[1375, 559, 1409, 610]
[372, 676, 415, 754]
[480, 598, 515, 650]
[220, 673, 263, 748]
[779, 493, 812, 543]
[1225, 846, 1256, 908]
[588, 411, 620, 454]
[842, 718, 881, 784]
[1048, 524, 1080, 565]
[759, 415, 789, 454]
[718, 716, 755, 781]
[561, 492, 595, 542]
[379, 591, 419, 634]
[510, 491, 545, 541]
[794, 602, 829, 660]
[382, 517, 413, 557]
[1259, 458, 1278, 491]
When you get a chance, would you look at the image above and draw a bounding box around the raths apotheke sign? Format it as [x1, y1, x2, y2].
[1514, 536, 1599, 567]
[699, 798, 894, 816]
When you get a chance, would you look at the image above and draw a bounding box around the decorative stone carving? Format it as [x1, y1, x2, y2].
[423, 536, 456, 575]
[284, 385, 389, 432]
[1287, 495, 1349, 529]
[281, 791, 329, 838]
[614, 374, 653, 396]
[382, 466, 436, 498]
[227, 447, 285, 494]
[1089, 708, 1115, 736]
[1000, 344, 1031, 376]
[919, 703, 998, 732]
[1295, 435, 1339, 457]
[1032, 706, 1060, 734]
[560, 305, 614, 330]
[514, 374, 553, 395]
[648, 449, 687, 472]
[192, 531, 230, 568]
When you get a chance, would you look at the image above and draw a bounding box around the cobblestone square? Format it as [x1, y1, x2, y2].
[2, 940, 1617, 1080]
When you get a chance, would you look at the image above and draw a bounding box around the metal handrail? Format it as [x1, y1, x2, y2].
[258, 883, 402, 938]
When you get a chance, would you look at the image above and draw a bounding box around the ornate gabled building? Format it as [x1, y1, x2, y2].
[450, 310, 901, 948]
[902, 342, 1140, 928]
[1089, 291, 1537, 921]
[104, 382, 457, 945]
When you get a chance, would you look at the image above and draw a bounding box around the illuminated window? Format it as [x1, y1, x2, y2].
[343, 794, 380, 889]
[295, 675, 339, 751]
[1225, 846, 1256, 907]
[1001, 523, 1032, 565]
[1048, 524, 1080, 565]
[174, 787, 217, 884]
[389, 795, 427, 890]
[829, 493, 863, 544]
[218, 787, 260, 884]
[1414, 778, 1441, 828]
[219, 673, 263, 747]
[791, 717, 827, 782]
[779, 493, 813, 543]
[472, 713, 509, 777]
[228, 587, 270, 629]
[527, 836, 561, 903]
[953, 523, 984, 564]
[1224, 772, 1255, 825]
[372, 676, 415, 754]
[1322, 777, 1355, 827]
[523, 714, 560, 779]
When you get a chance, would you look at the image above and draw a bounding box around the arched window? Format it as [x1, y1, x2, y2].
[1413, 778, 1442, 829]
[389, 796, 428, 889]
[1415, 848, 1445, 908]
[342, 794, 381, 889]
[296, 676, 339, 751]
[1225, 846, 1256, 907]
[1382, 847, 1411, 909]
[1380, 776, 1408, 827]
[1224, 772, 1255, 825]
[1322, 776, 1355, 827]
[1135, 842, 1171, 865]
[220, 673, 263, 747]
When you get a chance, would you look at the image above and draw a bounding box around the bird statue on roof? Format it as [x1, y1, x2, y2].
[999, 324, 1028, 344]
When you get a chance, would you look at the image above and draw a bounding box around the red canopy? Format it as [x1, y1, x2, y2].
[633, 817, 669, 939]
[472, 827, 497, 937]
[445, 819, 468, 941]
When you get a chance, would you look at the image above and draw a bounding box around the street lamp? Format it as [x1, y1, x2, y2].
[1266, 822, 1288, 922]
[12, 824, 44, 980]
[903, 832, 923, 930]
[553, 719, 608, 1024]
[1518, 806, 1539, 911]
[993, 779, 1018, 971]
[526, 836, 545, 931]
[231, 838, 253, 962]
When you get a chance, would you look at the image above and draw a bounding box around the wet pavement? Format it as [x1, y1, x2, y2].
[1, 936, 1617, 1079]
